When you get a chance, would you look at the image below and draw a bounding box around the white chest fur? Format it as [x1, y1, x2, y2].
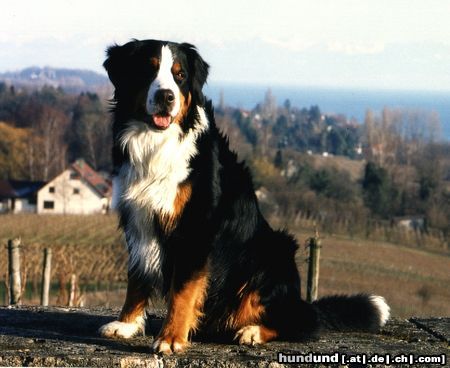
[114, 107, 208, 284]
[119, 106, 208, 214]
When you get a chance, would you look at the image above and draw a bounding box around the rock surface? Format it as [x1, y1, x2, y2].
[0, 306, 448, 367]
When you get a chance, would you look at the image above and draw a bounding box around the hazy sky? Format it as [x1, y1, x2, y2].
[2, 0, 450, 90]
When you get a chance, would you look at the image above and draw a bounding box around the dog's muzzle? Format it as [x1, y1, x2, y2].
[151, 89, 176, 130]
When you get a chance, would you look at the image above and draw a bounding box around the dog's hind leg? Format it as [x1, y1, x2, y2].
[234, 324, 278, 345]
[226, 288, 279, 345]
[232, 229, 321, 344]
[231, 286, 319, 344]
[99, 276, 148, 339]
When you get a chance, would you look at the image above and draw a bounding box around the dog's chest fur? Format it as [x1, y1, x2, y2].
[115, 107, 208, 289]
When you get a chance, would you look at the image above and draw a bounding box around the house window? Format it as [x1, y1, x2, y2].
[73, 188, 80, 195]
[49, 186, 55, 193]
[43, 201, 54, 209]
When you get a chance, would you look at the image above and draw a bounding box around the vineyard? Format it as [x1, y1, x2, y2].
[0, 214, 127, 305]
[0, 213, 449, 318]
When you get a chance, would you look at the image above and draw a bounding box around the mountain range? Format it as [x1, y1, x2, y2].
[0, 66, 112, 95]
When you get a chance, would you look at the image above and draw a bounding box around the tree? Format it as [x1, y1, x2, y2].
[261, 88, 277, 120]
[309, 169, 331, 194]
[362, 162, 399, 218]
[26, 105, 69, 181]
[273, 150, 283, 169]
[326, 128, 346, 155]
[309, 105, 321, 123]
[363, 107, 443, 168]
[69, 93, 111, 170]
[0, 122, 30, 179]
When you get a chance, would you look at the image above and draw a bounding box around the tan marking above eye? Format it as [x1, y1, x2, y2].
[150, 57, 160, 67]
[171, 62, 182, 74]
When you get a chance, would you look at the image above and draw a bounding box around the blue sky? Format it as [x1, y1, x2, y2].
[2, 0, 450, 90]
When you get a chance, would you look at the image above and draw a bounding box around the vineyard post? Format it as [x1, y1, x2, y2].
[306, 229, 321, 303]
[40, 248, 52, 306]
[7, 238, 22, 305]
[68, 273, 77, 307]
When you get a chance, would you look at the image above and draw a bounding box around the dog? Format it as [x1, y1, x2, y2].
[98, 39, 390, 354]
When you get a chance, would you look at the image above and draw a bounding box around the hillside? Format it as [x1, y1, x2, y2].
[310, 153, 365, 181]
[0, 66, 111, 95]
[0, 81, 448, 241]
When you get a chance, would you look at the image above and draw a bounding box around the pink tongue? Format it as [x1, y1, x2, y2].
[153, 115, 171, 129]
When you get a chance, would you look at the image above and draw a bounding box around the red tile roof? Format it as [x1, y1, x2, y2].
[70, 159, 112, 198]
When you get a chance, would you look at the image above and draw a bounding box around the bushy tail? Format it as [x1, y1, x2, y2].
[313, 294, 390, 332]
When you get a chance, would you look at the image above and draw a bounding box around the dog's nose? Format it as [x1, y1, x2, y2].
[154, 89, 175, 106]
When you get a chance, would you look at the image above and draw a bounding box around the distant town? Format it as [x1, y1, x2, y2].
[0, 68, 448, 247]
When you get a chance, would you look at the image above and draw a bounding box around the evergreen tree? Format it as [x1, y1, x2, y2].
[362, 162, 398, 218]
[274, 150, 283, 169]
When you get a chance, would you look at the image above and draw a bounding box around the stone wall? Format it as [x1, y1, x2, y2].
[0, 306, 448, 367]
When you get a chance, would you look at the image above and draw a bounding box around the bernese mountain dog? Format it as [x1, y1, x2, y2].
[98, 39, 390, 354]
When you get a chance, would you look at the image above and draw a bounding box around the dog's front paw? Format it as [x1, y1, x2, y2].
[234, 325, 263, 346]
[99, 320, 143, 339]
[152, 335, 188, 355]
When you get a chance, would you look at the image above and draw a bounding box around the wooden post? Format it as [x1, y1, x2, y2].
[7, 238, 22, 305]
[68, 273, 77, 307]
[306, 229, 321, 303]
[40, 248, 52, 306]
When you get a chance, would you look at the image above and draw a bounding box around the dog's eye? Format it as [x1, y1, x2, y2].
[175, 71, 185, 81]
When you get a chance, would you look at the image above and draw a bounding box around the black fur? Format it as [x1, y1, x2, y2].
[105, 39, 388, 343]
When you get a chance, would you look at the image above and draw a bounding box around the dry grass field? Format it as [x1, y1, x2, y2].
[0, 214, 449, 318]
[0, 214, 127, 305]
[293, 230, 450, 318]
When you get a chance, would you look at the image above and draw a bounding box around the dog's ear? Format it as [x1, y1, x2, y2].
[103, 40, 142, 88]
[181, 43, 209, 105]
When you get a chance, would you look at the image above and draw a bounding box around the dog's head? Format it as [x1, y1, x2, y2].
[104, 39, 209, 131]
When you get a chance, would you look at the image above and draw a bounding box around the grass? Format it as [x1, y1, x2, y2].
[0, 213, 122, 246]
[293, 230, 450, 318]
[0, 213, 449, 318]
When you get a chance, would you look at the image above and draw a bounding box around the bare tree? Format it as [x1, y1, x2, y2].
[363, 107, 442, 168]
[26, 105, 68, 181]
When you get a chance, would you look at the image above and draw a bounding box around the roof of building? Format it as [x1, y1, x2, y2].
[70, 159, 112, 198]
[0, 180, 46, 200]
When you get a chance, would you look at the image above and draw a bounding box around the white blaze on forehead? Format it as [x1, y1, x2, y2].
[146, 45, 181, 118]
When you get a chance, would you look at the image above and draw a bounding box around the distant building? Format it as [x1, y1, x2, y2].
[37, 159, 112, 215]
[394, 216, 425, 231]
[0, 180, 45, 213]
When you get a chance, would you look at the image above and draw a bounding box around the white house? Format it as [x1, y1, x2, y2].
[37, 159, 112, 215]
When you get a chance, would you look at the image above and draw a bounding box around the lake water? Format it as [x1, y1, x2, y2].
[205, 83, 450, 140]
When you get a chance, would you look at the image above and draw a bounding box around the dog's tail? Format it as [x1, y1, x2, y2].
[312, 294, 390, 332]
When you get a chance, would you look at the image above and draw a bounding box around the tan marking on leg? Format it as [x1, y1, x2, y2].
[227, 289, 265, 330]
[259, 325, 278, 342]
[119, 281, 147, 323]
[153, 267, 208, 354]
[99, 278, 147, 339]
